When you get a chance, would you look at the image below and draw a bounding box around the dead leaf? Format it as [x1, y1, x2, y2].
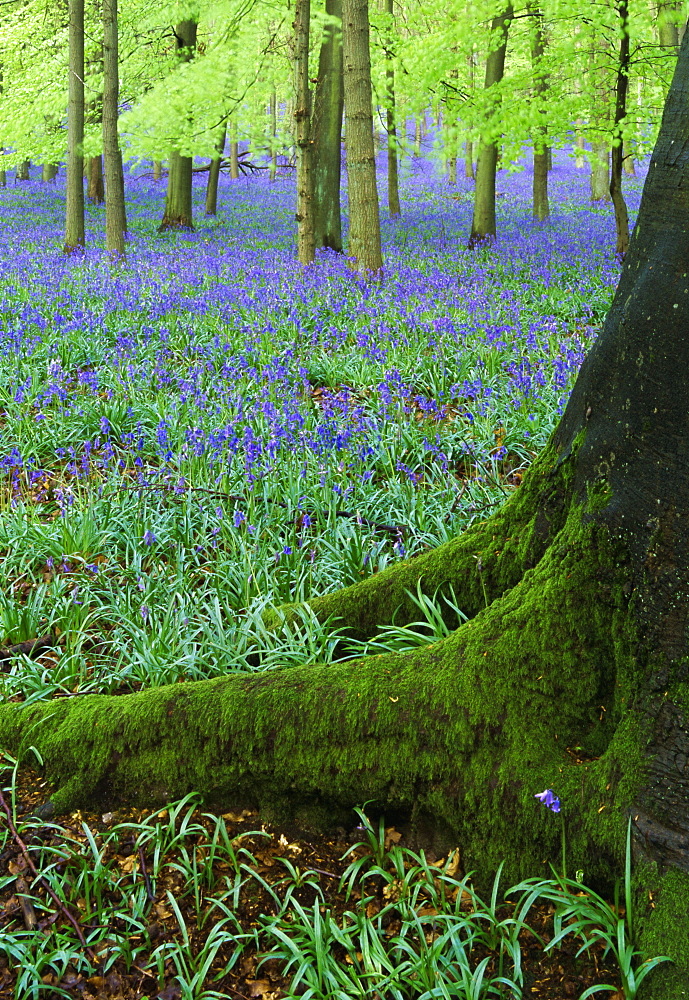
[246, 979, 272, 997]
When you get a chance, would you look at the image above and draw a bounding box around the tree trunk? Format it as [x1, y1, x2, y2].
[468, 5, 513, 247]
[657, 0, 683, 49]
[0, 168, 6, 188]
[86, 155, 104, 204]
[16, 160, 30, 181]
[623, 137, 636, 175]
[42, 164, 58, 182]
[609, 0, 630, 258]
[230, 131, 239, 179]
[413, 116, 422, 155]
[159, 20, 197, 232]
[342, 0, 383, 275]
[447, 157, 457, 184]
[65, 0, 85, 251]
[153, 160, 162, 180]
[575, 125, 585, 168]
[9, 35, 689, 989]
[528, 1, 549, 222]
[294, 0, 315, 264]
[269, 91, 278, 181]
[384, 0, 400, 217]
[103, 0, 126, 256]
[311, 0, 344, 250]
[464, 139, 474, 179]
[205, 127, 226, 216]
[590, 143, 610, 201]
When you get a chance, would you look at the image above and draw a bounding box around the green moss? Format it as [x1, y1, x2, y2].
[635, 863, 689, 997]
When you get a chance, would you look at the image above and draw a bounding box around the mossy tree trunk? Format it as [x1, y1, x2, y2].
[65, 0, 85, 251]
[103, 0, 127, 257]
[311, 0, 344, 250]
[159, 20, 197, 232]
[342, 0, 382, 274]
[527, 1, 549, 222]
[294, 0, 316, 264]
[9, 22, 689, 1000]
[468, 4, 513, 247]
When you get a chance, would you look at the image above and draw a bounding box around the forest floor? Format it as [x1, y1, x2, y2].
[0, 766, 624, 1000]
[0, 147, 648, 998]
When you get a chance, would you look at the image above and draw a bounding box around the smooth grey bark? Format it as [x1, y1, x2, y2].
[311, 0, 344, 249]
[294, 0, 315, 264]
[610, 0, 630, 257]
[342, 0, 383, 274]
[65, 0, 85, 251]
[205, 127, 226, 216]
[527, 1, 549, 221]
[103, 0, 127, 256]
[159, 20, 197, 231]
[468, 4, 513, 247]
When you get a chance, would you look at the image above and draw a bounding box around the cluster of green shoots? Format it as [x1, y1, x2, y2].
[0, 759, 669, 1000]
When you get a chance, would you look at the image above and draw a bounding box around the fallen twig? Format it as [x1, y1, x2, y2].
[0, 789, 96, 960]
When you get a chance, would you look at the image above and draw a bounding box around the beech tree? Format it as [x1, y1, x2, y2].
[5, 20, 689, 994]
[65, 0, 85, 251]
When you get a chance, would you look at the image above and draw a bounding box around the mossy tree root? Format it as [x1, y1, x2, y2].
[273, 440, 577, 641]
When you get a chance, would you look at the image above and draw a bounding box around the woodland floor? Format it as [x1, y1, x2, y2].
[0, 767, 624, 1000]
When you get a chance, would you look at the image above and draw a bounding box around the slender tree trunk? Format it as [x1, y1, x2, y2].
[230, 128, 239, 179]
[153, 160, 162, 180]
[269, 91, 278, 181]
[87, 155, 104, 204]
[342, 0, 383, 274]
[0, 167, 6, 188]
[311, 0, 344, 250]
[42, 164, 58, 182]
[103, 0, 126, 256]
[65, 0, 85, 251]
[610, 0, 630, 258]
[528, 2, 549, 222]
[205, 127, 226, 216]
[159, 20, 197, 232]
[413, 116, 422, 155]
[447, 157, 457, 183]
[591, 143, 610, 201]
[294, 0, 315, 264]
[622, 137, 635, 175]
[575, 126, 585, 168]
[464, 140, 474, 179]
[468, 4, 513, 247]
[384, 0, 400, 217]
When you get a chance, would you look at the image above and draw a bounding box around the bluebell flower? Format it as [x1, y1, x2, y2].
[535, 789, 561, 813]
[143, 530, 156, 546]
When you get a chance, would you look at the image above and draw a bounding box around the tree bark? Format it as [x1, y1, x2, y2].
[230, 130, 239, 179]
[311, 0, 344, 249]
[65, 0, 85, 251]
[468, 4, 513, 247]
[294, 0, 315, 264]
[384, 0, 400, 217]
[609, 0, 630, 258]
[159, 20, 197, 232]
[464, 139, 474, 179]
[153, 160, 162, 180]
[528, 2, 549, 222]
[205, 127, 226, 215]
[16, 160, 30, 181]
[103, 0, 126, 256]
[87, 155, 104, 204]
[42, 164, 58, 182]
[269, 91, 278, 181]
[657, 0, 683, 49]
[342, 0, 383, 274]
[590, 143, 610, 201]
